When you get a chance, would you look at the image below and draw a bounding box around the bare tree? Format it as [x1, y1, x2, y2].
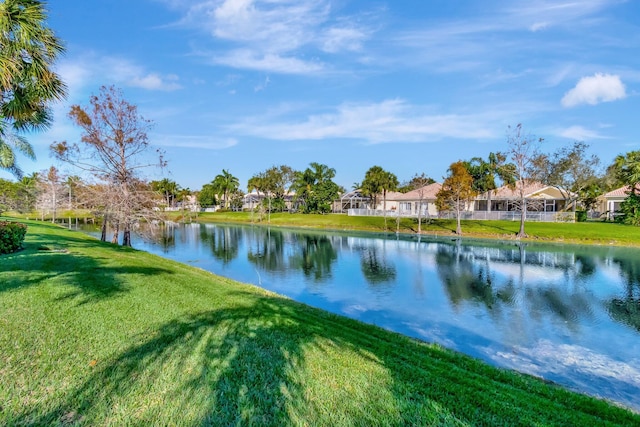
[51, 86, 164, 246]
[409, 173, 433, 234]
[35, 166, 64, 222]
[506, 124, 543, 238]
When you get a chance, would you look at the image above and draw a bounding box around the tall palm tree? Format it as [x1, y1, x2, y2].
[0, 0, 67, 177]
[613, 150, 640, 194]
[212, 169, 239, 209]
[465, 152, 516, 212]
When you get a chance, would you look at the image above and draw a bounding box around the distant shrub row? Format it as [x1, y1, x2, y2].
[0, 221, 27, 255]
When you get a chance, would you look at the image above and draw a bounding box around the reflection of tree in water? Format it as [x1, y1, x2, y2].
[289, 234, 337, 282]
[247, 228, 287, 273]
[435, 244, 500, 311]
[608, 254, 640, 332]
[360, 246, 396, 285]
[199, 225, 242, 265]
[525, 287, 593, 333]
[434, 242, 595, 331]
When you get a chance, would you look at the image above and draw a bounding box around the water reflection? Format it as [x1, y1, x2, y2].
[359, 246, 396, 286]
[80, 223, 640, 412]
[608, 254, 640, 332]
[288, 234, 337, 281]
[199, 226, 242, 265]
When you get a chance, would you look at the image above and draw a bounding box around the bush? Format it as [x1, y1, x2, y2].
[575, 210, 587, 222]
[0, 221, 28, 255]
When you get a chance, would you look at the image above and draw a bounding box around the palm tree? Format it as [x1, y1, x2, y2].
[465, 152, 516, 212]
[212, 169, 239, 209]
[1, 0, 67, 178]
[613, 150, 640, 194]
[361, 166, 398, 229]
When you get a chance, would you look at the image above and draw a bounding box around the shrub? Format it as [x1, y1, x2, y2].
[616, 193, 640, 226]
[0, 221, 28, 255]
[575, 210, 587, 222]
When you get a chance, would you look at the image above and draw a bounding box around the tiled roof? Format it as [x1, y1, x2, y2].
[388, 183, 442, 201]
[604, 185, 640, 197]
[480, 180, 551, 200]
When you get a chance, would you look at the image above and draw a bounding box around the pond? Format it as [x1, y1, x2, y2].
[89, 222, 640, 411]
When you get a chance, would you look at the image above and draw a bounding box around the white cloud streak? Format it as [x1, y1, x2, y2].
[166, 0, 375, 74]
[153, 134, 238, 150]
[561, 73, 626, 107]
[558, 125, 609, 140]
[227, 99, 495, 143]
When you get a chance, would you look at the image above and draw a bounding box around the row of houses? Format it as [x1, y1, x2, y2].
[176, 181, 633, 223]
[239, 181, 631, 222]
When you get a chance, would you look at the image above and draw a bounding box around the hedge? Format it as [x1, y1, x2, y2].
[0, 221, 28, 255]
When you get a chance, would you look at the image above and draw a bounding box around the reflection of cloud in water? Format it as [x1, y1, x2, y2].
[489, 262, 565, 283]
[487, 339, 640, 411]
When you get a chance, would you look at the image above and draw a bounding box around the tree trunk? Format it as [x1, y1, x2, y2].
[123, 226, 132, 247]
[383, 190, 387, 230]
[517, 198, 527, 238]
[417, 200, 422, 234]
[100, 215, 108, 242]
[111, 221, 120, 244]
[456, 204, 462, 235]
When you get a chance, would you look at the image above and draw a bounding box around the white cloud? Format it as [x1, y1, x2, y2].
[227, 99, 495, 143]
[321, 26, 368, 53]
[169, 0, 375, 74]
[130, 73, 182, 91]
[558, 125, 609, 140]
[561, 73, 626, 107]
[58, 55, 182, 94]
[213, 50, 324, 75]
[153, 134, 238, 150]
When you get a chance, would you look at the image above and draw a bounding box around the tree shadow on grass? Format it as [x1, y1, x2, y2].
[0, 241, 172, 304]
[10, 290, 640, 426]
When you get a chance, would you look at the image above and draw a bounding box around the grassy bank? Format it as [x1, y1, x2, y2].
[1, 220, 639, 425]
[172, 211, 640, 247]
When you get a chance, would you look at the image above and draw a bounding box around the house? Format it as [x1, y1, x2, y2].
[345, 183, 442, 217]
[473, 181, 573, 213]
[335, 189, 372, 213]
[598, 185, 639, 220]
[242, 191, 297, 211]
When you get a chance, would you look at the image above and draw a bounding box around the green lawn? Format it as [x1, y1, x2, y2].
[1, 220, 639, 425]
[173, 211, 640, 247]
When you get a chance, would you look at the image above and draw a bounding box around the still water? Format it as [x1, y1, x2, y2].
[96, 222, 640, 411]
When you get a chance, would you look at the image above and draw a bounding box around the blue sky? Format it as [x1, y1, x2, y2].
[4, 0, 640, 191]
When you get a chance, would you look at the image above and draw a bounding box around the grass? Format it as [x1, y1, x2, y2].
[1, 219, 639, 425]
[170, 211, 640, 247]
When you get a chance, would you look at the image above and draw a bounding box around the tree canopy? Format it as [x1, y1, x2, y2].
[0, 0, 66, 177]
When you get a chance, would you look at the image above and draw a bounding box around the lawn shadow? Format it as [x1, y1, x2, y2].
[0, 237, 172, 304]
[11, 290, 640, 426]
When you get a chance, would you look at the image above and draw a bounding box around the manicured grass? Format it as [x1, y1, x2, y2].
[172, 211, 640, 247]
[1, 219, 639, 425]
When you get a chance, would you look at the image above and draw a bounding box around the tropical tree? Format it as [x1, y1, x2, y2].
[533, 141, 600, 211]
[361, 166, 398, 229]
[0, 0, 66, 178]
[51, 86, 163, 246]
[505, 124, 543, 238]
[464, 152, 515, 212]
[612, 150, 640, 194]
[610, 150, 640, 225]
[197, 183, 219, 208]
[292, 162, 341, 214]
[436, 161, 476, 235]
[212, 169, 239, 209]
[151, 178, 180, 208]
